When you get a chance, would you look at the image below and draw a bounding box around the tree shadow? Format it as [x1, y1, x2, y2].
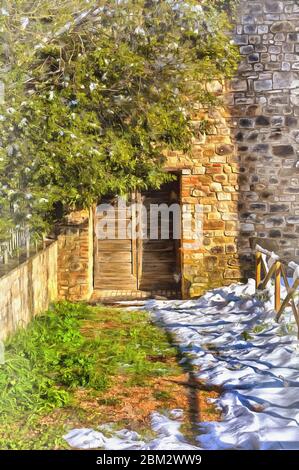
[164, 329, 221, 444]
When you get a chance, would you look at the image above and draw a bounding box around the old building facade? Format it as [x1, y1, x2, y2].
[56, 0, 299, 301]
[5, 0, 299, 341]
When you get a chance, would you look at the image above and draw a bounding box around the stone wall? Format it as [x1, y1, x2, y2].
[170, 0, 299, 297]
[233, 0, 299, 264]
[0, 207, 94, 339]
[165, 96, 243, 298]
[0, 242, 58, 341]
[57, 208, 94, 301]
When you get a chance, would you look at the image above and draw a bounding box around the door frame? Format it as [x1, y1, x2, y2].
[93, 172, 183, 296]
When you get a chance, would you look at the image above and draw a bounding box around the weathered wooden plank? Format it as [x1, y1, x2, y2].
[256, 251, 262, 289]
[97, 240, 132, 250]
[97, 265, 133, 275]
[97, 252, 132, 263]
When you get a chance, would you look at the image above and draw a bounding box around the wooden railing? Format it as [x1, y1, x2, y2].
[256, 244, 299, 337]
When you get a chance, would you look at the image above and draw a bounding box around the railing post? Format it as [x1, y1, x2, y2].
[256, 251, 262, 290]
[275, 261, 281, 312]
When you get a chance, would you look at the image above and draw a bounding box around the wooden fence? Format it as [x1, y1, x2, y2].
[256, 244, 299, 337]
[0, 227, 31, 265]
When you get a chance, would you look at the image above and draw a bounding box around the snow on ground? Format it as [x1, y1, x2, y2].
[64, 280, 299, 450]
[146, 279, 299, 450]
[64, 411, 199, 450]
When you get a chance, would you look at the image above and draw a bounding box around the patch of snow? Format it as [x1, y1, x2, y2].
[64, 411, 200, 450]
[146, 279, 299, 450]
[63, 428, 106, 450]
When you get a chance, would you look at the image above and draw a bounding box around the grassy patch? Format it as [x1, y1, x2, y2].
[0, 302, 187, 449]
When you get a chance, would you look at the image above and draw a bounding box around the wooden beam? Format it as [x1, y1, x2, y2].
[275, 261, 281, 312]
[259, 262, 277, 290]
[281, 266, 297, 318]
[276, 278, 299, 322]
[131, 192, 137, 278]
[136, 191, 143, 290]
[256, 251, 262, 290]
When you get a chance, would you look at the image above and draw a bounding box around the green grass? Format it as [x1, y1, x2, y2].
[153, 390, 172, 401]
[0, 302, 181, 449]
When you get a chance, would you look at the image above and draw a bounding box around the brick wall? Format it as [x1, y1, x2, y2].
[165, 93, 243, 297]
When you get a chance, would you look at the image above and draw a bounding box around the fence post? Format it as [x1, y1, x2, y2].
[275, 261, 281, 312]
[26, 230, 30, 259]
[256, 251, 262, 290]
[3, 246, 8, 265]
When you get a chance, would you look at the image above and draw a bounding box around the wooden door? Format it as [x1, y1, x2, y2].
[94, 179, 181, 293]
[94, 195, 138, 290]
[138, 180, 181, 292]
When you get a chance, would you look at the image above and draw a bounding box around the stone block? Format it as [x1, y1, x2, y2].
[270, 204, 290, 213]
[254, 80, 273, 91]
[270, 21, 294, 33]
[255, 115, 271, 126]
[215, 144, 235, 155]
[273, 72, 299, 89]
[287, 33, 299, 42]
[224, 269, 243, 280]
[272, 145, 294, 156]
[210, 182, 223, 192]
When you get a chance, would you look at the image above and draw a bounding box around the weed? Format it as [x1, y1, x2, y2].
[278, 322, 297, 336]
[153, 390, 171, 401]
[241, 330, 253, 342]
[252, 322, 270, 334]
[255, 289, 271, 303]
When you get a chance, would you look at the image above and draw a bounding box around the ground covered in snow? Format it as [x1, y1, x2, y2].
[64, 410, 199, 450]
[65, 280, 299, 450]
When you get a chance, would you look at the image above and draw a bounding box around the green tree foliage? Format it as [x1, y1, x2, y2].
[0, 1, 239, 237]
